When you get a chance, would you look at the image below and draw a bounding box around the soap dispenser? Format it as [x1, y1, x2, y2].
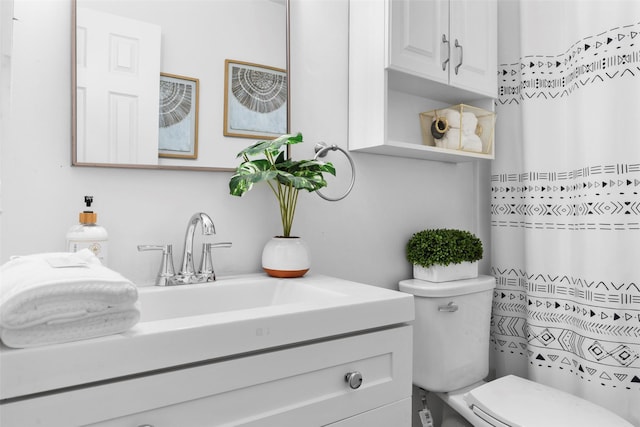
[66, 196, 109, 265]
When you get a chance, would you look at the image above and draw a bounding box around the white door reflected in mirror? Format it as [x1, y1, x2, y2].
[76, 8, 161, 165]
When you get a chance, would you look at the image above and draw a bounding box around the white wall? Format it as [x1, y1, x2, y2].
[1, 0, 491, 290]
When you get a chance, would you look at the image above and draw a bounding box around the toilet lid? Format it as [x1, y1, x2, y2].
[463, 375, 632, 427]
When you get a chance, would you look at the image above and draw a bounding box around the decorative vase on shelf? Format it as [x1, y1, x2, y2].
[262, 236, 310, 278]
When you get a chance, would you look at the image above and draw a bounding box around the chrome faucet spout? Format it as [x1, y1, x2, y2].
[179, 212, 215, 279]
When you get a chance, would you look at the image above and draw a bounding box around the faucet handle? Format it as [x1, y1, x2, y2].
[198, 242, 232, 282]
[137, 244, 176, 286]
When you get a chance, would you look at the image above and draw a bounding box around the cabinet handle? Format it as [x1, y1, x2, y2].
[441, 34, 450, 71]
[454, 39, 463, 74]
[345, 371, 363, 389]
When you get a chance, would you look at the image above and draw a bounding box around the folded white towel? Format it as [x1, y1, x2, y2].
[436, 128, 462, 150]
[0, 306, 140, 348]
[440, 109, 462, 129]
[461, 112, 478, 135]
[435, 129, 484, 152]
[461, 135, 484, 152]
[1, 249, 139, 339]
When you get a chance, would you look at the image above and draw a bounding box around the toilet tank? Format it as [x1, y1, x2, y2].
[399, 275, 496, 392]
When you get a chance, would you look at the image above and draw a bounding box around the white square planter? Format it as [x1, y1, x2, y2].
[413, 261, 478, 283]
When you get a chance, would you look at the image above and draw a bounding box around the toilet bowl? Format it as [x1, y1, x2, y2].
[399, 276, 633, 427]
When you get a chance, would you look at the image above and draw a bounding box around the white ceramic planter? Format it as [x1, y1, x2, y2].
[413, 261, 478, 283]
[262, 236, 310, 278]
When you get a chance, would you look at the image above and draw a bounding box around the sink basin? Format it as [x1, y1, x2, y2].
[0, 273, 414, 400]
[139, 276, 345, 322]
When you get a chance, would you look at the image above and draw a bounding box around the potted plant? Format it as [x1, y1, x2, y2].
[406, 228, 483, 282]
[229, 133, 336, 278]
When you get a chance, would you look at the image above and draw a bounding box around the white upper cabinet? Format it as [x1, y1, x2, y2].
[388, 0, 497, 98]
[349, 0, 497, 162]
[449, 0, 497, 97]
[389, 0, 449, 85]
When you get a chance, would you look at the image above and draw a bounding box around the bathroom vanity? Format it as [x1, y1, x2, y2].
[0, 274, 414, 426]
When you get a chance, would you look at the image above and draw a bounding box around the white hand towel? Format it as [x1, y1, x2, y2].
[0, 305, 140, 348]
[0, 250, 138, 329]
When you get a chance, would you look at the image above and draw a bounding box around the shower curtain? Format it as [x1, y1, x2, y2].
[491, 1, 640, 424]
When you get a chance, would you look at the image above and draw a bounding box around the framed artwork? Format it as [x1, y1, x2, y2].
[224, 59, 288, 139]
[158, 73, 199, 159]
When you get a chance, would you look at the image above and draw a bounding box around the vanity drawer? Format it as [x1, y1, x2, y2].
[1, 325, 412, 427]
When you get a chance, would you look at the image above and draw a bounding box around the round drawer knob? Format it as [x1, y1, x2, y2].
[345, 371, 363, 389]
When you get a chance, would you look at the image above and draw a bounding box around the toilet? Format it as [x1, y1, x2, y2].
[399, 275, 633, 427]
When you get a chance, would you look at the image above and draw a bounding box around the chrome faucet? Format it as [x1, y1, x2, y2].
[178, 212, 216, 280]
[138, 212, 232, 286]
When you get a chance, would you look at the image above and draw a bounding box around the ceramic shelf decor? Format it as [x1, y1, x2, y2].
[413, 261, 478, 283]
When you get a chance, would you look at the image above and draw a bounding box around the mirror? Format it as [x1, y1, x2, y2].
[72, 0, 289, 171]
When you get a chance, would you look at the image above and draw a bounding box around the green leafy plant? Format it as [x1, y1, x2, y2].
[229, 133, 336, 237]
[406, 228, 483, 268]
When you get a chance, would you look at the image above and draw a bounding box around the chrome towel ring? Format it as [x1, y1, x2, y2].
[313, 142, 356, 202]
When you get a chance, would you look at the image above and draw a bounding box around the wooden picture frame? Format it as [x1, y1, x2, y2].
[158, 73, 199, 159]
[224, 59, 287, 139]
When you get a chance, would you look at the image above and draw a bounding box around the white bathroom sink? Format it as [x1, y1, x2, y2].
[0, 273, 414, 400]
[138, 276, 345, 322]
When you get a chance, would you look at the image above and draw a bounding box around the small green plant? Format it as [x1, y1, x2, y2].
[406, 228, 483, 268]
[229, 133, 336, 237]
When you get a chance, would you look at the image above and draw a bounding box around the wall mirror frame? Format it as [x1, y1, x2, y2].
[71, 0, 290, 172]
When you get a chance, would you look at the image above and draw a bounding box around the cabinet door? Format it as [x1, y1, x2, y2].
[449, 0, 497, 97]
[388, 0, 449, 84]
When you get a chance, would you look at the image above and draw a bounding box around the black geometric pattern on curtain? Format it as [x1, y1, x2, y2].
[490, 267, 640, 390]
[491, 163, 640, 231]
[499, 21, 640, 104]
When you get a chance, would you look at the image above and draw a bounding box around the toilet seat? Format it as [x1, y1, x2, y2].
[462, 375, 632, 427]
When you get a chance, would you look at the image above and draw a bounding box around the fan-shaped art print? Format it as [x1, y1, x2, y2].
[224, 60, 287, 139]
[159, 73, 199, 159]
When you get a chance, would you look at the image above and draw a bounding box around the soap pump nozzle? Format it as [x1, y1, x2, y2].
[84, 195, 94, 210]
[79, 195, 97, 225]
